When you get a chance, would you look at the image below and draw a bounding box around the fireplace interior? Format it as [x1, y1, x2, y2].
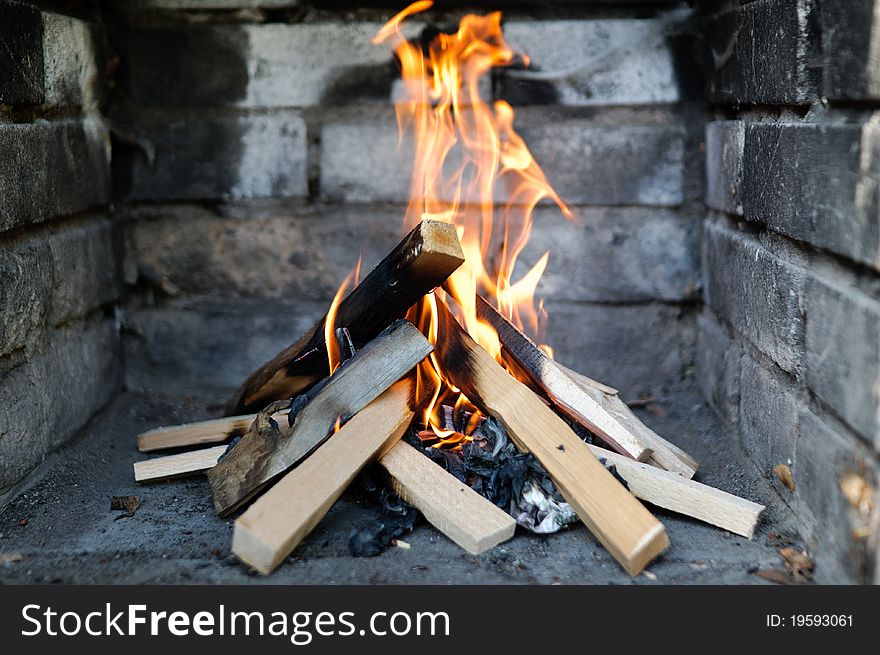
[1, 0, 878, 584]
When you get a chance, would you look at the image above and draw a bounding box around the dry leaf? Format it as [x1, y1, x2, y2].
[779, 547, 814, 582]
[773, 464, 795, 491]
[0, 552, 23, 564]
[754, 568, 792, 585]
[839, 473, 874, 515]
[110, 495, 141, 519]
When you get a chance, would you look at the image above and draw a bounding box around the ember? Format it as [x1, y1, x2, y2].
[130, 1, 765, 578]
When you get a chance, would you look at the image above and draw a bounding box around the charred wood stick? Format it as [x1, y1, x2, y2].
[591, 445, 763, 538]
[434, 299, 668, 575]
[475, 294, 651, 462]
[209, 319, 433, 517]
[226, 220, 464, 415]
[233, 380, 418, 574]
[335, 326, 357, 362]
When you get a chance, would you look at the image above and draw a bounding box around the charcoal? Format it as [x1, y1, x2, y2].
[348, 468, 420, 557]
[599, 458, 630, 491]
[348, 490, 419, 558]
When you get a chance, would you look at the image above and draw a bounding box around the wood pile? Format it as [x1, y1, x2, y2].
[132, 221, 765, 576]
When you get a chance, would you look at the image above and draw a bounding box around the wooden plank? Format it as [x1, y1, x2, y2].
[138, 414, 276, 453]
[227, 220, 464, 414]
[379, 441, 516, 555]
[209, 319, 433, 517]
[568, 371, 699, 478]
[134, 446, 227, 483]
[476, 295, 651, 462]
[434, 299, 668, 575]
[590, 445, 764, 538]
[557, 362, 619, 396]
[232, 380, 417, 574]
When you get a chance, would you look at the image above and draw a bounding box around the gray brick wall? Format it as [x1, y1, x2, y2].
[701, 0, 880, 582]
[0, 2, 121, 493]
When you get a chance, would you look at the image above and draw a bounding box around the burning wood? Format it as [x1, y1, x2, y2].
[209, 319, 433, 516]
[432, 298, 669, 575]
[226, 220, 465, 414]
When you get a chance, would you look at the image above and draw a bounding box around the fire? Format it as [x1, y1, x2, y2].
[374, 2, 571, 440]
[324, 257, 361, 376]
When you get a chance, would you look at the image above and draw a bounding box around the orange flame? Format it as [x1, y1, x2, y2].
[324, 257, 361, 376]
[374, 2, 571, 442]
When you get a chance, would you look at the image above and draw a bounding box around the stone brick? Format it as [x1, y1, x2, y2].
[524, 206, 700, 303]
[739, 355, 801, 479]
[696, 310, 742, 426]
[0, 316, 122, 493]
[703, 221, 805, 375]
[0, 238, 51, 356]
[704, 120, 744, 216]
[0, 218, 123, 356]
[0, 6, 99, 108]
[47, 220, 124, 325]
[0, 118, 110, 234]
[707, 118, 880, 270]
[122, 21, 420, 108]
[704, 0, 819, 106]
[321, 109, 686, 206]
[41, 13, 100, 107]
[123, 300, 326, 394]
[517, 115, 686, 207]
[496, 18, 681, 107]
[804, 271, 880, 448]
[745, 121, 879, 270]
[542, 301, 696, 397]
[116, 110, 307, 201]
[124, 204, 404, 300]
[822, 0, 880, 101]
[794, 409, 878, 583]
[0, 1, 44, 105]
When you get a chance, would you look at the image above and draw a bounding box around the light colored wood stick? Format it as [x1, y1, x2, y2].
[138, 414, 268, 452]
[137, 412, 292, 453]
[568, 372, 699, 478]
[232, 381, 417, 575]
[434, 299, 668, 576]
[134, 445, 228, 483]
[209, 319, 433, 516]
[591, 445, 764, 538]
[476, 295, 651, 462]
[379, 441, 516, 555]
[557, 362, 619, 396]
[227, 220, 465, 414]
